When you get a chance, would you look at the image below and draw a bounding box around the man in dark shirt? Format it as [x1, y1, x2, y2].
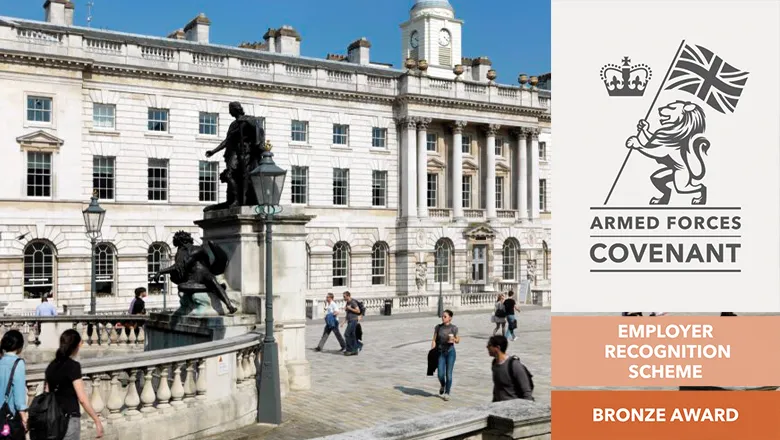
[503, 291, 520, 341]
[341, 291, 361, 356]
[131, 287, 147, 315]
[487, 335, 533, 402]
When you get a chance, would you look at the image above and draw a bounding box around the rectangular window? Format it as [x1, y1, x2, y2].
[199, 112, 218, 135]
[26, 96, 52, 123]
[147, 108, 169, 132]
[426, 133, 437, 152]
[93, 156, 115, 200]
[462, 175, 471, 208]
[427, 173, 438, 208]
[372, 170, 387, 207]
[372, 127, 387, 148]
[147, 158, 168, 201]
[26, 152, 52, 197]
[333, 124, 349, 145]
[496, 176, 504, 209]
[333, 168, 349, 206]
[291, 166, 308, 205]
[540, 179, 548, 211]
[291, 120, 308, 143]
[93, 103, 116, 129]
[539, 141, 547, 160]
[461, 135, 471, 154]
[495, 137, 504, 156]
[198, 161, 218, 202]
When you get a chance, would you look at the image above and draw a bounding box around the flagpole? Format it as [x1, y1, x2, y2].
[603, 39, 687, 205]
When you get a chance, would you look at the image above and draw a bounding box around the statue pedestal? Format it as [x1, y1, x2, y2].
[196, 207, 314, 392]
[144, 313, 257, 350]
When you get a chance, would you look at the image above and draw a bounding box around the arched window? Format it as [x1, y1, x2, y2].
[543, 241, 550, 280]
[95, 243, 116, 295]
[371, 242, 389, 285]
[434, 238, 453, 283]
[23, 241, 56, 299]
[147, 242, 170, 295]
[332, 242, 350, 287]
[502, 239, 520, 281]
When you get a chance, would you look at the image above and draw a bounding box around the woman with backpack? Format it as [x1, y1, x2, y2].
[0, 330, 28, 439]
[44, 329, 103, 439]
[491, 294, 507, 336]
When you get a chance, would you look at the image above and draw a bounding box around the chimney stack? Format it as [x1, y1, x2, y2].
[184, 13, 211, 44]
[470, 57, 493, 83]
[347, 38, 371, 65]
[264, 26, 301, 56]
[43, 0, 68, 26]
[64, 1, 74, 26]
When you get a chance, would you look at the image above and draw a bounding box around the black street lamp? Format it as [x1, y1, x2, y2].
[249, 141, 287, 425]
[82, 190, 105, 315]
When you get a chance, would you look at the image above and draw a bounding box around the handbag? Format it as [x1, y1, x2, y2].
[325, 313, 338, 329]
[0, 358, 23, 439]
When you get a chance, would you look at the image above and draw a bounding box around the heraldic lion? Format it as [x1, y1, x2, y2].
[625, 100, 711, 205]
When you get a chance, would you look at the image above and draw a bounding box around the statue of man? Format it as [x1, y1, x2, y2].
[204, 102, 265, 211]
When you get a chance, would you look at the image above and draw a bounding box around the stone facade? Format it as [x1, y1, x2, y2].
[0, 0, 551, 313]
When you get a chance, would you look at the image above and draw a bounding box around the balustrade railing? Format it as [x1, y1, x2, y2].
[327, 70, 352, 83]
[367, 75, 393, 88]
[193, 53, 225, 68]
[16, 28, 62, 44]
[464, 209, 485, 219]
[84, 38, 122, 55]
[430, 78, 452, 90]
[286, 65, 312, 77]
[0, 316, 148, 349]
[429, 208, 451, 218]
[240, 58, 270, 72]
[497, 210, 517, 219]
[140, 46, 175, 62]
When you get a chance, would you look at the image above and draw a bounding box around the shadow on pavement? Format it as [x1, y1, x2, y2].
[394, 385, 436, 397]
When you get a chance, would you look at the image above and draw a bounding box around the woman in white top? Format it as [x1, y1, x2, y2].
[315, 293, 346, 352]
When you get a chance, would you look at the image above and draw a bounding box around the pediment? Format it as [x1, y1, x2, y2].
[16, 130, 64, 152]
[496, 161, 511, 172]
[427, 157, 446, 169]
[463, 224, 496, 239]
[463, 159, 479, 171]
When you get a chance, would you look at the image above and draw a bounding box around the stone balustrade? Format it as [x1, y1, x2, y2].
[0, 23, 551, 111]
[0, 316, 148, 350]
[23, 332, 262, 440]
[312, 399, 551, 440]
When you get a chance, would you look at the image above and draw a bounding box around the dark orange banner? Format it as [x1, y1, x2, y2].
[552, 391, 780, 439]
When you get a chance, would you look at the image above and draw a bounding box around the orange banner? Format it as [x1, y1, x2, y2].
[552, 391, 780, 439]
[552, 316, 780, 386]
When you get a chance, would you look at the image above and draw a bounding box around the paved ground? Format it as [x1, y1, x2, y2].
[208, 307, 551, 440]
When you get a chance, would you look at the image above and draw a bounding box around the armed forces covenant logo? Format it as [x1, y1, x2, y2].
[591, 41, 749, 273]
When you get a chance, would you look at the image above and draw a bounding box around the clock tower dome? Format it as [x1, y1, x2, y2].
[400, 0, 463, 79]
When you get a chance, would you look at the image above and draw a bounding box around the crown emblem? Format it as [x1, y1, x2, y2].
[600, 56, 652, 97]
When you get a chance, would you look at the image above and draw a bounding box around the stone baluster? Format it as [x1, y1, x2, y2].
[89, 375, 105, 418]
[127, 326, 136, 345]
[26, 382, 41, 408]
[136, 326, 145, 344]
[140, 368, 156, 413]
[106, 372, 124, 419]
[156, 366, 172, 409]
[183, 361, 197, 402]
[235, 352, 245, 383]
[195, 360, 207, 400]
[170, 363, 185, 407]
[108, 323, 118, 345]
[89, 323, 98, 346]
[27, 321, 38, 346]
[124, 369, 141, 419]
[104, 323, 114, 345]
[118, 325, 128, 344]
[80, 322, 90, 345]
[248, 350, 257, 377]
[241, 351, 251, 382]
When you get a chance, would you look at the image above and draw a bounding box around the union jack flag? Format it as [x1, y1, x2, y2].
[664, 43, 749, 114]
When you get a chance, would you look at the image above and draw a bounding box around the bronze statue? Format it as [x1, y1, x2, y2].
[153, 231, 238, 315]
[204, 102, 265, 211]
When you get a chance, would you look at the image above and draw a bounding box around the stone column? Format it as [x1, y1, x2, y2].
[485, 124, 500, 220]
[400, 118, 418, 219]
[530, 128, 541, 220]
[515, 128, 529, 222]
[452, 121, 467, 221]
[417, 118, 431, 217]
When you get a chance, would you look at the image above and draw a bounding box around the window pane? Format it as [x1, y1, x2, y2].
[93, 104, 116, 129]
[372, 127, 387, 148]
[199, 161, 218, 202]
[372, 171, 387, 207]
[462, 175, 471, 209]
[291, 166, 308, 204]
[27, 152, 51, 197]
[332, 242, 349, 287]
[147, 243, 169, 294]
[333, 124, 349, 145]
[503, 241, 517, 280]
[93, 156, 115, 200]
[461, 135, 471, 154]
[148, 108, 169, 132]
[371, 243, 387, 285]
[199, 112, 218, 135]
[333, 168, 349, 206]
[148, 158, 168, 201]
[94, 243, 115, 295]
[26, 96, 52, 123]
[540, 179, 547, 211]
[495, 138, 503, 156]
[539, 142, 547, 159]
[291, 120, 308, 142]
[23, 242, 54, 299]
[427, 173, 437, 207]
[434, 241, 450, 283]
[426, 133, 437, 152]
[496, 176, 503, 209]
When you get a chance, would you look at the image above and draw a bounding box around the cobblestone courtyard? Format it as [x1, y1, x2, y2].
[214, 306, 551, 440]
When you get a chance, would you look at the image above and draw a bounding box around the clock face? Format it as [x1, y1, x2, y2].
[410, 31, 420, 49]
[439, 29, 451, 47]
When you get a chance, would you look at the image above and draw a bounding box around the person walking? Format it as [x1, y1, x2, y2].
[35, 296, 57, 317]
[503, 291, 521, 341]
[492, 294, 507, 336]
[315, 293, 346, 352]
[130, 287, 147, 315]
[0, 330, 28, 439]
[341, 291, 361, 356]
[431, 309, 459, 401]
[487, 335, 534, 402]
[45, 329, 103, 439]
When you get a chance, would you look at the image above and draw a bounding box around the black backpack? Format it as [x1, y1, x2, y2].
[27, 381, 69, 440]
[356, 300, 366, 316]
[508, 356, 535, 400]
[495, 303, 507, 318]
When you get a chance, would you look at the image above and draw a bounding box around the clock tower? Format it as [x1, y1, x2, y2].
[400, 0, 463, 79]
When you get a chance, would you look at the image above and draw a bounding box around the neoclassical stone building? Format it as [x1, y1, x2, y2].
[0, 0, 551, 312]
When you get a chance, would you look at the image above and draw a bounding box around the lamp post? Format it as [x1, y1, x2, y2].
[435, 244, 444, 317]
[82, 190, 106, 315]
[249, 141, 287, 425]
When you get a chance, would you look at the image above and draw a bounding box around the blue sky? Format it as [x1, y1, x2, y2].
[1, 0, 550, 79]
